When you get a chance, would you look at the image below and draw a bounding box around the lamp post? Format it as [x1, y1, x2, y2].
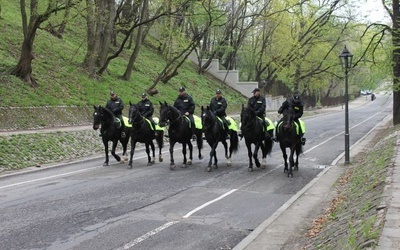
[339, 46, 353, 164]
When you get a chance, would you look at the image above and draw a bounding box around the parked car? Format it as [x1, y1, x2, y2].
[360, 90, 372, 95]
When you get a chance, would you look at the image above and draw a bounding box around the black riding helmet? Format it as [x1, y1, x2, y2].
[292, 92, 301, 103]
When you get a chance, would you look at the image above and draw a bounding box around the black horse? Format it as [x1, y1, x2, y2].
[240, 104, 274, 172]
[276, 105, 303, 177]
[127, 102, 164, 169]
[92, 105, 131, 166]
[201, 106, 239, 172]
[159, 101, 203, 170]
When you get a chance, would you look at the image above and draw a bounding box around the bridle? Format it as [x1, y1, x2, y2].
[129, 105, 145, 128]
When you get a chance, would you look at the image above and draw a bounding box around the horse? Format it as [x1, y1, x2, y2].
[158, 101, 203, 170]
[201, 106, 239, 172]
[275, 105, 303, 177]
[92, 105, 131, 166]
[127, 102, 164, 169]
[240, 104, 274, 172]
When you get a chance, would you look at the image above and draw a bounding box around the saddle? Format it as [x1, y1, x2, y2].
[277, 119, 305, 135]
[114, 116, 132, 128]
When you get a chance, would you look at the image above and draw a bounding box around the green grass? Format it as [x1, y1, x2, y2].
[0, 1, 247, 111]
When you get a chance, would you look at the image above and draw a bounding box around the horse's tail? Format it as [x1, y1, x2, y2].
[264, 130, 274, 155]
[156, 130, 164, 149]
[195, 129, 203, 150]
[230, 130, 239, 153]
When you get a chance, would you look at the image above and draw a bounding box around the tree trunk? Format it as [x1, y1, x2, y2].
[10, 36, 37, 87]
[82, 0, 99, 76]
[393, 0, 400, 125]
[122, 0, 148, 81]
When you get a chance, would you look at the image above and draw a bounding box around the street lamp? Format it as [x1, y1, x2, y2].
[339, 46, 353, 164]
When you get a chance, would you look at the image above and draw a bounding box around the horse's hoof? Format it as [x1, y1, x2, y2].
[256, 163, 261, 168]
[227, 162, 232, 167]
[187, 160, 192, 165]
[124, 157, 128, 161]
[103, 163, 108, 166]
[159, 157, 163, 162]
[213, 164, 218, 169]
[181, 164, 187, 168]
[120, 160, 125, 164]
[248, 167, 253, 172]
[147, 162, 153, 166]
[170, 164, 176, 170]
[199, 155, 203, 160]
[294, 166, 299, 171]
[207, 167, 211, 172]
[128, 164, 133, 169]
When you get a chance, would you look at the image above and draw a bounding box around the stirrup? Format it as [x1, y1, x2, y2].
[301, 137, 306, 145]
[121, 132, 126, 138]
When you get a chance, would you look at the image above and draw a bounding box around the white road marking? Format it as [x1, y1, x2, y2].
[115, 221, 179, 250]
[182, 189, 238, 218]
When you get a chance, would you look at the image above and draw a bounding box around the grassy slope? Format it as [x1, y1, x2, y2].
[0, 1, 246, 111]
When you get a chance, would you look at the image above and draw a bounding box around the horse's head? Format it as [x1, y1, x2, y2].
[240, 104, 256, 129]
[93, 105, 103, 130]
[93, 105, 114, 130]
[159, 101, 170, 127]
[128, 102, 141, 124]
[282, 106, 295, 129]
[201, 106, 215, 130]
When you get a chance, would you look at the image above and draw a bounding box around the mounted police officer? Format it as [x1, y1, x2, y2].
[137, 92, 156, 130]
[173, 86, 196, 133]
[247, 87, 267, 128]
[209, 89, 229, 131]
[277, 91, 306, 145]
[106, 91, 126, 138]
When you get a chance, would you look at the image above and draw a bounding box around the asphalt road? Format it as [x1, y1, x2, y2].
[0, 93, 392, 250]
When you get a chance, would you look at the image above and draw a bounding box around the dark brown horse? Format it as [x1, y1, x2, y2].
[276, 106, 303, 177]
[92, 105, 131, 166]
[159, 101, 203, 170]
[240, 104, 273, 172]
[127, 102, 164, 169]
[201, 106, 239, 172]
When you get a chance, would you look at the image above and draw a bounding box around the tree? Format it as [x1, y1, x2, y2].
[392, 0, 400, 125]
[10, 0, 70, 87]
[82, 0, 116, 76]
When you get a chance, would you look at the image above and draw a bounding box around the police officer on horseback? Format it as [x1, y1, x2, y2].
[276, 91, 306, 145]
[247, 87, 267, 129]
[209, 89, 229, 131]
[173, 86, 196, 133]
[137, 92, 156, 130]
[106, 91, 126, 138]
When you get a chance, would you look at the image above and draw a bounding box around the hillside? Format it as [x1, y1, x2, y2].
[0, 1, 247, 119]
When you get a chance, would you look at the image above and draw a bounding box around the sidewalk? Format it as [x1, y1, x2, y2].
[233, 94, 400, 250]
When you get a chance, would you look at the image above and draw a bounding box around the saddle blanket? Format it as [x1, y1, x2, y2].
[216, 116, 239, 131]
[277, 119, 306, 135]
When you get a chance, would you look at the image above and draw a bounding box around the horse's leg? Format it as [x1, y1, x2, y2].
[169, 141, 176, 170]
[261, 141, 267, 169]
[103, 139, 109, 166]
[288, 146, 296, 178]
[128, 141, 137, 169]
[206, 141, 216, 172]
[294, 143, 301, 171]
[212, 141, 219, 169]
[120, 138, 128, 162]
[145, 143, 152, 166]
[196, 129, 203, 160]
[281, 143, 288, 173]
[221, 140, 228, 159]
[111, 140, 122, 164]
[186, 141, 193, 165]
[150, 141, 156, 163]
[253, 142, 261, 168]
[182, 142, 188, 168]
[157, 132, 164, 162]
[221, 139, 231, 167]
[245, 140, 253, 172]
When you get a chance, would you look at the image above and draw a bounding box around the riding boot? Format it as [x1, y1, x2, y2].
[296, 121, 306, 145]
